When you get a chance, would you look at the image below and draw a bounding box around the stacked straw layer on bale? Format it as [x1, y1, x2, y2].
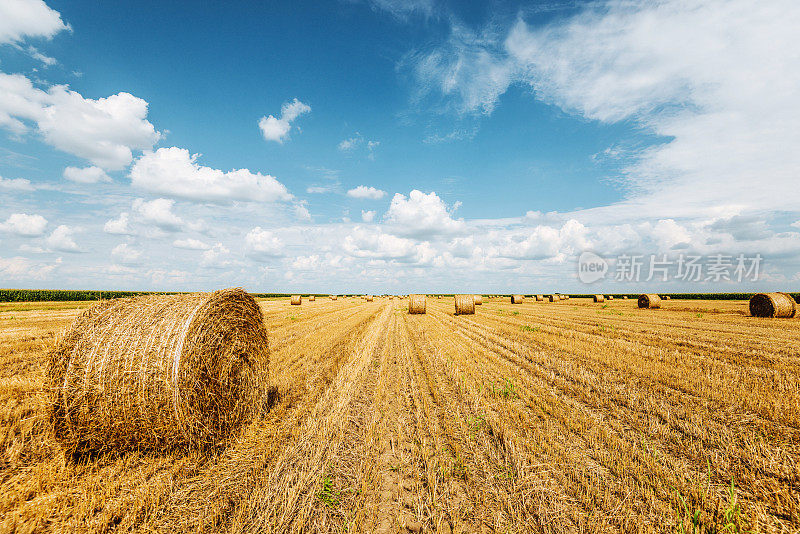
[593, 295, 604, 303]
[291, 295, 302, 305]
[749, 292, 796, 318]
[309, 295, 315, 301]
[474, 295, 483, 305]
[408, 294, 426, 314]
[535, 295, 544, 301]
[638, 294, 661, 309]
[511, 295, 524, 304]
[454, 294, 475, 315]
[48, 288, 269, 453]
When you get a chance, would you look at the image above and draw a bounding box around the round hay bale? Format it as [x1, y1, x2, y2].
[607, 295, 614, 300]
[454, 294, 475, 315]
[535, 295, 544, 301]
[622, 296, 629, 299]
[366, 295, 374, 302]
[48, 288, 269, 453]
[309, 295, 315, 302]
[638, 294, 661, 309]
[511, 295, 524, 304]
[330, 295, 337, 300]
[663, 295, 671, 300]
[560, 294, 567, 300]
[749, 292, 796, 318]
[593, 294, 604, 303]
[547, 295, 556, 302]
[409, 294, 426, 314]
[474, 295, 483, 305]
[291, 295, 302, 305]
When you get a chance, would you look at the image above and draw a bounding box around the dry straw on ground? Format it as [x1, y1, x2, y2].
[408, 294, 426, 314]
[749, 292, 797, 318]
[291, 295, 302, 305]
[474, 295, 483, 305]
[454, 294, 475, 315]
[511, 295, 524, 304]
[638, 294, 662, 309]
[47, 288, 270, 453]
[593, 295, 605, 303]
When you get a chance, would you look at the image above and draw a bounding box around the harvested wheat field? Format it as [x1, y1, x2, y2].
[1, 296, 799, 533]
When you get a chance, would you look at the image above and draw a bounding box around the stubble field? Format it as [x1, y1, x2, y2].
[1, 296, 798, 533]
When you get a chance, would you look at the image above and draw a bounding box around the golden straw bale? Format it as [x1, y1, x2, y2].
[511, 295, 524, 304]
[48, 288, 269, 453]
[454, 294, 475, 315]
[749, 292, 796, 318]
[309, 295, 315, 301]
[607, 295, 614, 300]
[638, 294, 662, 309]
[366, 295, 373, 302]
[535, 295, 544, 301]
[330, 295, 337, 300]
[291, 295, 302, 305]
[474, 295, 483, 305]
[593, 294, 604, 303]
[409, 294, 426, 314]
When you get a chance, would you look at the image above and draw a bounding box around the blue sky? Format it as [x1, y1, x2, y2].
[1, 0, 799, 293]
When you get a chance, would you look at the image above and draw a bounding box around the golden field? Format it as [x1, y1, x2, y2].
[1, 296, 798, 533]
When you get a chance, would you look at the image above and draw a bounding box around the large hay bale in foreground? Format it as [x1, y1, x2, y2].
[638, 294, 661, 309]
[309, 295, 315, 302]
[749, 293, 796, 318]
[474, 295, 483, 305]
[454, 294, 475, 315]
[409, 294, 426, 314]
[535, 295, 544, 301]
[511, 295, 524, 304]
[291, 295, 302, 305]
[48, 288, 269, 453]
[593, 294, 604, 303]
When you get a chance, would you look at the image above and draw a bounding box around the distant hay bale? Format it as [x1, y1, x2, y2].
[474, 295, 483, 305]
[560, 295, 567, 300]
[535, 295, 544, 301]
[291, 295, 302, 305]
[663, 295, 671, 300]
[330, 295, 337, 300]
[511, 295, 524, 304]
[309, 295, 315, 302]
[749, 292, 796, 318]
[593, 295, 604, 303]
[607, 295, 614, 300]
[437, 295, 441, 299]
[48, 288, 269, 453]
[409, 294, 426, 314]
[454, 294, 475, 315]
[547, 295, 556, 302]
[622, 296, 629, 299]
[638, 294, 661, 309]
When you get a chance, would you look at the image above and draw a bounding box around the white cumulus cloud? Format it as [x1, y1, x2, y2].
[45, 224, 79, 252]
[173, 238, 211, 250]
[132, 198, 184, 231]
[347, 185, 386, 200]
[130, 147, 292, 203]
[0, 0, 70, 45]
[0, 73, 161, 170]
[384, 190, 465, 238]
[111, 243, 141, 264]
[63, 165, 111, 184]
[0, 213, 47, 236]
[245, 227, 284, 258]
[103, 212, 133, 235]
[258, 98, 311, 143]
